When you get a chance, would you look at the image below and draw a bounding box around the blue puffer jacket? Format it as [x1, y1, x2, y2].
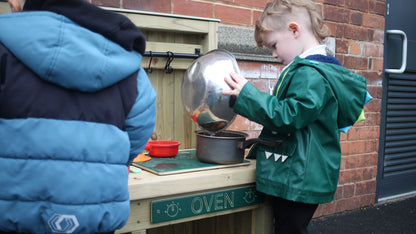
[0, 10, 156, 234]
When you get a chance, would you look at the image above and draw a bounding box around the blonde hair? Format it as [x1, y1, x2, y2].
[255, 0, 330, 47]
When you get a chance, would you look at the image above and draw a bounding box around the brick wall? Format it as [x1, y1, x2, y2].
[314, 0, 385, 217]
[93, 0, 385, 217]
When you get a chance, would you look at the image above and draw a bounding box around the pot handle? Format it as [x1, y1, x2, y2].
[241, 138, 283, 149]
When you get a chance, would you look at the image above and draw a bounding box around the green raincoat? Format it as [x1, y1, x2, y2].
[233, 56, 368, 204]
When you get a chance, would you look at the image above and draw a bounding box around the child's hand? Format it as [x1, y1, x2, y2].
[223, 72, 248, 98]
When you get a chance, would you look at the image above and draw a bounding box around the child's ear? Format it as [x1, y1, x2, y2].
[288, 22, 301, 38]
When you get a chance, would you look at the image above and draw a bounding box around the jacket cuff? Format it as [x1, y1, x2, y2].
[233, 82, 258, 114]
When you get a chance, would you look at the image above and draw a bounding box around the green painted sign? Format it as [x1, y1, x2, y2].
[151, 185, 264, 223]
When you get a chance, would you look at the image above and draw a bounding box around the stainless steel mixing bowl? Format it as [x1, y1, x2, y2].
[181, 49, 239, 133]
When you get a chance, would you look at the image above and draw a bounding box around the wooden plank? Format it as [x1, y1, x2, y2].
[143, 34, 199, 145]
[0, 2, 11, 14]
[115, 11, 213, 34]
[103, 7, 220, 23]
[127, 161, 256, 201]
[204, 21, 219, 51]
[119, 8, 218, 149]
[142, 57, 193, 71]
[146, 42, 202, 54]
[253, 199, 274, 234]
[117, 198, 260, 233]
[131, 231, 146, 234]
[174, 70, 186, 146]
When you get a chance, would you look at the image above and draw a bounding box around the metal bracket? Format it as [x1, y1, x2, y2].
[143, 49, 203, 73]
[164, 51, 174, 73]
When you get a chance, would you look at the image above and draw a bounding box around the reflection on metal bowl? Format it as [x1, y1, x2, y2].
[182, 49, 239, 133]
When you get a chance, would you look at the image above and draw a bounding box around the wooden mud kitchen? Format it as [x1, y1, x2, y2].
[103, 8, 274, 234]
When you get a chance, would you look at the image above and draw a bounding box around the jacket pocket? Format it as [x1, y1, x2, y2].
[247, 132, 296, 162]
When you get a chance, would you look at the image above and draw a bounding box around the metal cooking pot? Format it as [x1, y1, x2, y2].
[196, 130, 282, 165]
[182, 49, 239, 133]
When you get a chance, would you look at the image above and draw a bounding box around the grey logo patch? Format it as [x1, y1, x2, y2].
[48, 214, 79, 233]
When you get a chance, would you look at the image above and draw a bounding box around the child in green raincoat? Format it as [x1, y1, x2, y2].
[223, 0, 371, 233]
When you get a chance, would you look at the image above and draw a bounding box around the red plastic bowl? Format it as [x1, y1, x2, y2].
[145, 140, 181, 157]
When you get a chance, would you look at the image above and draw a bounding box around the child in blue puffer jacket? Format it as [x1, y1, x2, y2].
[0, 0, 156, 233]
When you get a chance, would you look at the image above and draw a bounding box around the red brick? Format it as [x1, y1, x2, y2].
[323, 0, 345, 6]
[343, 183, 355, 198]
[343, 55, 368, 70]
[363, 112, 380, 126]
[369, 0, 385, 16]
[359, 194, 376, 207]
[235, 0, 268, 8]
[336, 39, 349, 54]
[313, 205, 324, 218]
[347, 126, 379, 141]
[363, 14, 385, 29]
[357, 153, 378, 167]
[228, 115, 251, 131]
[345, 127, 360, 141]
[355, 180, 377, 195]
[364, 97, 381, 112]
[324, 5, 349, 23]
[340, 132, 347, 141]
[361, 71, 382, 86]
[340, 156, 346, 170]
[250, 121, 263, 131]
[364, 139, 378, 154]
[93, 0, 120, 8]
[341, 140, 367, 155]
[363, 42, 384, 57]
[370, 85, 382, 100]
[361, 167, 377, 180]
[371, 29, 385, 43]
[245, 130, 261, 139]
[320, 201, 336, 216]
[326, 22, 345, 38]
[370, 57, 384, 71]
[364, 126, 380, 139]
[239, 62, 262, 79]
[215, 5, 252, 25]
[350, 12, 363, 25]
[314, 201, 336, 218]
[261, 64, 280, 79]
[334, 185, 343, 200]
[345, 0, 369, 12]
[325, 22, 337, 37]
[344, 25, 370, 41]
[339, 169, 360, 184]
[335, 197, 361, 212]
[251, 79, 270, 93]
[362, 111, 381, 126]
[349, 41, 362, 55]
[173, 0, 214, 18]
[124, 0, 171, 13]
[344, 155, 358, 169]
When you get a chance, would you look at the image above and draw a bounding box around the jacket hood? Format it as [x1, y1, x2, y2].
[0, 11, 142, 92]
[23, 0, 146, 55]
[292, 57, 371, 129]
